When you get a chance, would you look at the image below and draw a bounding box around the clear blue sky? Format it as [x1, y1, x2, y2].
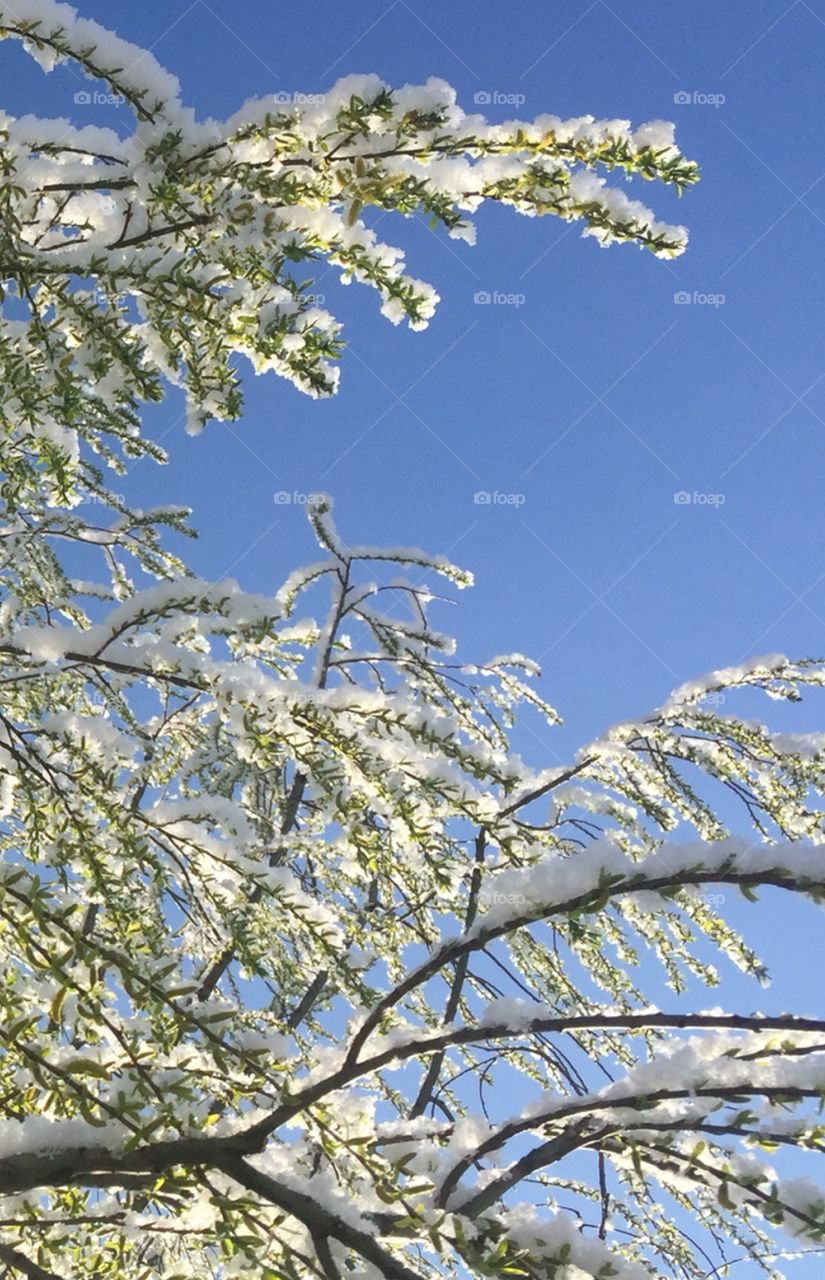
[5, 3, 825, 1270]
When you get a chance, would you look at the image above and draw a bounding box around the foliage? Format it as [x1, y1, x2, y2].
[3, 6, 825, 1280]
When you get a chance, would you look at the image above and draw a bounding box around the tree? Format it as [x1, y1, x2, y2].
[1, 4, 825, 1280]
[0, 0, 694, 466]
[5, 496, 825, 1280]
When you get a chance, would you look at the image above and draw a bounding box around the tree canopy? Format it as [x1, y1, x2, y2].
[2, 5, 825, 1280]
[0, 0, 694, 467]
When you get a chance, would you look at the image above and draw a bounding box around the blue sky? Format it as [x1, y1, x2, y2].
[6, 2, 825, 1269]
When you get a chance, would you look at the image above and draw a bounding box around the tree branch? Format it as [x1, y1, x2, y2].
[410, 826, 486, 1118]
[339, 857, 825, 1069]
[0, 1242, 66, 1280]
[435, 1080, 825, 1209]
[217, 1156, 427, 1280]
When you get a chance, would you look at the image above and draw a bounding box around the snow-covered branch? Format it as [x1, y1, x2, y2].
[0, 0, 696, 504]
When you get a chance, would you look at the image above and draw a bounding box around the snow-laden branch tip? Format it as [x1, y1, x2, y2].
[0, 0, 696, 487]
